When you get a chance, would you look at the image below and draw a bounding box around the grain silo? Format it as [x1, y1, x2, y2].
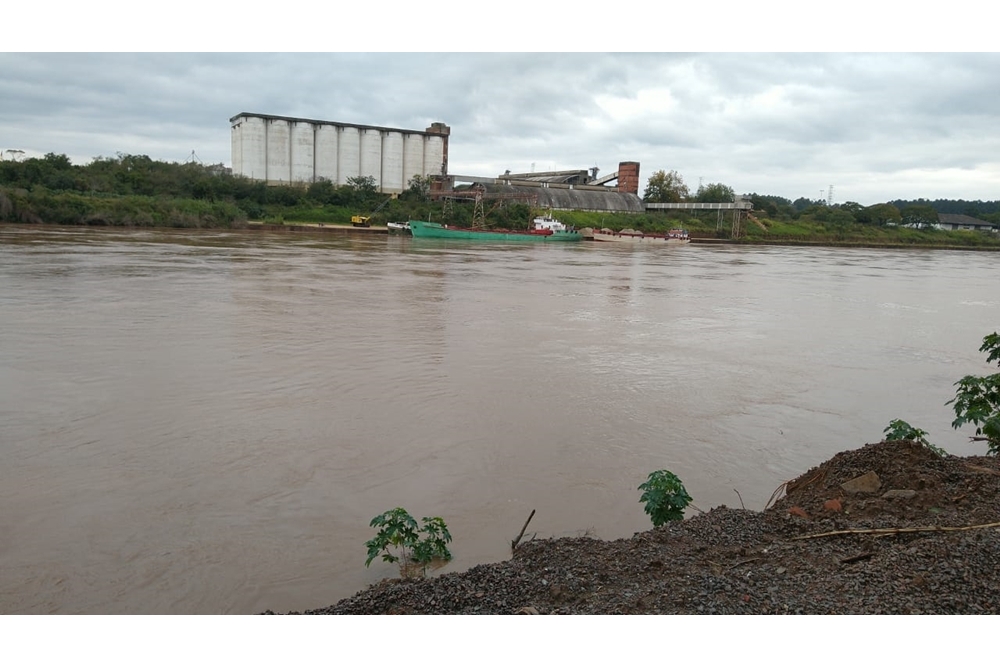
[230, 113, 450, 194]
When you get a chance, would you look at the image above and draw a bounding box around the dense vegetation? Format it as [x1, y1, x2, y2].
[0, 153, 516, 229]
[643, 168, 1000, 225]
[639, 169, 1000, 248]
[2, 154, 998, 248]
[1, 153, 250, 228]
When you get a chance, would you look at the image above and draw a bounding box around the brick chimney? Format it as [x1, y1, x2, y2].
[426, 122, 451, 177]
[617, 161, 640, 195]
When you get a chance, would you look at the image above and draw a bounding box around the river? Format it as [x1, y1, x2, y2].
[1, 225, 998, 613]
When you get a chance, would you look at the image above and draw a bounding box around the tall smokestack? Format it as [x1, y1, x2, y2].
[426, 122, 451, 177]
[618, 161, 639, 195]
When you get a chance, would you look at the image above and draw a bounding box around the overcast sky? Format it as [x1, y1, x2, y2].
[3, 14, 997, 206]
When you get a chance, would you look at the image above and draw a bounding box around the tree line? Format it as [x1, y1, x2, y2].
[643, 169, 1000, 226]
[3, 153, 997, 231]
[0, 152, 531, 229]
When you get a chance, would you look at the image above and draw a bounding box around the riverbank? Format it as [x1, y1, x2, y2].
[4, 219, 998, 251]
[281, 440, 1000, 614]
[238, 222, 1000, 251]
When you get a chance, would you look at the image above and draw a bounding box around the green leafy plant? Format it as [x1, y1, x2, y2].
[638, 470, 692, 527]
[947, 332, 1000, 455]
[883, 419, 947, 457]
[364, 508, 453, 577]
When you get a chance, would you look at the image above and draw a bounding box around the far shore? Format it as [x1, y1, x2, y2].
[4, 221, 999, 252]
[242, 221, 1000, 251]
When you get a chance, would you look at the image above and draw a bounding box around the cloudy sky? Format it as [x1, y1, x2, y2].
[3, 15, 997, 206]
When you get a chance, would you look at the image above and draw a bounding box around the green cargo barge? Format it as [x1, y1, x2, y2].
[408, 219, 583, 242]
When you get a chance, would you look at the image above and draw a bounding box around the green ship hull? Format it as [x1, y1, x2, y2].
[408, 220, 583, 242]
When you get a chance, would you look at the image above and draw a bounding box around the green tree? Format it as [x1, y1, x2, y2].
[191, 178, 215, 201]
[638, 470, 692, 527]
[346, 175, 379, 208]
[401, 174, 431, 202]
[792, 197, 821, 213]
[840, 201, 864, 216]
[695, 182, 735, 203]
[264, 185, 303, 207]
[643, 169, 689, 203]
[900, 204, 939, 229]
[814, 207, 856, 226]
[364, 507, 453, 577]
[948, 332, 1000, 455]
[306, 178, 337, 204]
[861, 203, 902, 226]
[747, 193, 791, 218]
[42, 152, 74, 171]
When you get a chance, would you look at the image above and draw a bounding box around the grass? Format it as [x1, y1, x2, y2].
[7, 186, 998, 249]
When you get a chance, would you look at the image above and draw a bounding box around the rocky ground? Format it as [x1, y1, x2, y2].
[280, 440, 1000, 614]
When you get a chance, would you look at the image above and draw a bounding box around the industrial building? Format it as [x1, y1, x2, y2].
[445, 162, 644, 213]
[229, 113, 450, 193]
[230, 112, 642, 212]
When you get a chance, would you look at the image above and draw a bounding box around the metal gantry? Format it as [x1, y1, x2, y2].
[432, 186, 539, 228]
[646, 199, 755, 239]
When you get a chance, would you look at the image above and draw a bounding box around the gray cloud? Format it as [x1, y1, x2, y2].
[2, 52, 998, 204]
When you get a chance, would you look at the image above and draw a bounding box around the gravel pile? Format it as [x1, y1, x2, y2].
[278, 441, 1000, 614]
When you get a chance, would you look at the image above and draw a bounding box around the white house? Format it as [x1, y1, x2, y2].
[935, 213, 998, 232]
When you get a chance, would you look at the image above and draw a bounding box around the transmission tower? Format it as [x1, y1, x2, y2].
[472, 189, 486, 228]
[827, 185, 834, 206]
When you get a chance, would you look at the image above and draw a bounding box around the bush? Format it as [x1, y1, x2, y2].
[364, 507, 453, 577]
[948, 332, 1000, 455]
[638, 470, 692, 527]
[883, 419, 946, 457]
[0, 186, 247, 227]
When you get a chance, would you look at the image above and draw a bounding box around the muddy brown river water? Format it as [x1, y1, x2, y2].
[1, 225, 998, 613]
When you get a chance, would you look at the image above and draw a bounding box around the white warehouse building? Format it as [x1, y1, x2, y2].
[230, 113, 450, 194]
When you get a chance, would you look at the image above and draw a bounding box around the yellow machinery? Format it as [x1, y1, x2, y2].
[351, 195, 395, 227]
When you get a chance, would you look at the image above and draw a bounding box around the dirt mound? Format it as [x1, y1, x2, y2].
[769, 440, 1000, 525]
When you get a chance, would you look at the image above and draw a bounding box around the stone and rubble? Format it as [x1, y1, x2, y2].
[274, 441, 1000, 615]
